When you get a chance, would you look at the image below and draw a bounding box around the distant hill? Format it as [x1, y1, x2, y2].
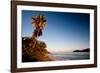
[73, 48, 90, 52]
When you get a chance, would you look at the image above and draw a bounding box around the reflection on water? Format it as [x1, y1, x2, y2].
[49, 52, 90, 61]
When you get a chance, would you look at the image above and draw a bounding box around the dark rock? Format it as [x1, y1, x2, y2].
[22, 37, 54, 62]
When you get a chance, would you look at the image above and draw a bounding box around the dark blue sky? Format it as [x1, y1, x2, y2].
[22, 10, 90, 52]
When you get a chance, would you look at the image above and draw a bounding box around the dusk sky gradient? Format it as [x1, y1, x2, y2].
[22, 10, 90, 52]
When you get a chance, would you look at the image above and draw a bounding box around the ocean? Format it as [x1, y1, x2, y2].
[49, 52, 90, 61]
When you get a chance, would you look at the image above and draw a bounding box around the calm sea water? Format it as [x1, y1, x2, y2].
[49, 52, 90, 61]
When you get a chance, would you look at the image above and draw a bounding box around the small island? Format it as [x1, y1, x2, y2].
[73, 48, 90, 52]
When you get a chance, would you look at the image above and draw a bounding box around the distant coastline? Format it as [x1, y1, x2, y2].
[73, 48, 90, 52]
